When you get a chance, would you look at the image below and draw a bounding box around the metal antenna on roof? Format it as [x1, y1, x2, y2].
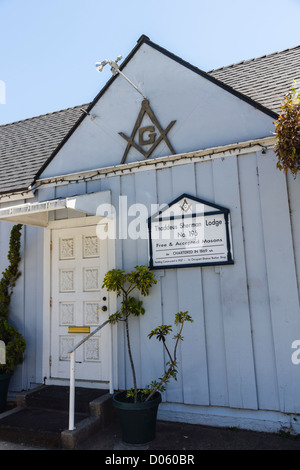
[95, 56, 147, 100]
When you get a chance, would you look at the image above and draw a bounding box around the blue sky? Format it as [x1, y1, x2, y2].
[0, 0, 299, 125]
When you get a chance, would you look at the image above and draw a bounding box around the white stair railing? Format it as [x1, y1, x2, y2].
[67, 320, 110, 431]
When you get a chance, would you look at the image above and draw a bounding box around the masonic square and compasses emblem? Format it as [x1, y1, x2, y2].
[119, 99, 176, 164]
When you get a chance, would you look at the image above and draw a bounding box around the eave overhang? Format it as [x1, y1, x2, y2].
[0, 191, 111, 227]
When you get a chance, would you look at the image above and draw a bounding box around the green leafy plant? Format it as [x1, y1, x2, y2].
[127, 311, 193, 402]
[102, 266, 157, 403]
[274, 82, 300, 175]
[0, 224, 26, 375]
[0, 319, 26, 374]
[0, 224, 23, 320]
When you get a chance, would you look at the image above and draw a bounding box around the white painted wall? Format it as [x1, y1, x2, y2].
[1, 148, 300, 431]
[100, 150, 300, 420]
[40, 42, 274, 179]
[0, 213, 44, 391]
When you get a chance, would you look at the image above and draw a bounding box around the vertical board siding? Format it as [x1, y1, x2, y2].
[195, 161, 229, 407]
[23, 225, 38, 388]
[0, 220, 14, 274]
[238, 152, 280, 411]
[287, 172, 300, 302]
[258, 150, 300, 413]
[156, 168, 183, 403]
[23, 225, 44, 388]
[66, 181, 86, 197]
[171, 163, 209, 406]
[213, 155, 258, 410]
[134, 170, 165, 393]
[34, 224, 44, 385]
[99, 175, 122, 268]
[119, 173, 140, 390]
[2, 148, 300, 422]
[0, 218, 44, 390]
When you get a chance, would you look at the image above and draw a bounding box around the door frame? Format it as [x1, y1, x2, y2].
[42, 216, 117, 391]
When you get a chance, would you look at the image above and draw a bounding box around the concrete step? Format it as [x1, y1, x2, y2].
[0, 406, 87, 448]
[17, 384, 108, 413]
[0, 385, 114, 449]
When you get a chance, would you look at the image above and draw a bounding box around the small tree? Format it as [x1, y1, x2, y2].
[102, 266, 157, 403]
[274, 82, 300, 176]
[126, 311, 193, 402]
[0, 224, 26, 375]
[145, 311, 193, 401]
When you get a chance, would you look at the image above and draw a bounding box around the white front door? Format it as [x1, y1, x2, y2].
[50, 224, 110, 384]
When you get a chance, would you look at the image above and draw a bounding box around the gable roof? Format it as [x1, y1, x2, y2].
[209, 45, 300, 115]
[34, 36, 278, 183]
[0, 36, 299, 197]
[0, 104, 88, 195]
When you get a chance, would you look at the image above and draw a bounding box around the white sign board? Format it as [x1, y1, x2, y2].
[148, 194, 233, 269]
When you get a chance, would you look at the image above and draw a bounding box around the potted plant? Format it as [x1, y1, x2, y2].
[0, 224, 26, 412]
[102, 265, 193, 444]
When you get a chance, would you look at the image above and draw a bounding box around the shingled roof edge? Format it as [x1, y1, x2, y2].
[0, 103, 89, 129]
[208, 44, 300, 73]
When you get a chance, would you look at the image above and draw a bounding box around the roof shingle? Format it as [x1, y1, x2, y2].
[209, 45, 300, 114]
[0, 105, 87, 194]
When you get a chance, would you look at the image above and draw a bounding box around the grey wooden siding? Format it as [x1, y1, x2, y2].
[97, 149, 300, 414]
[1, 148, 300, 415]
[0, 217, 44, 391]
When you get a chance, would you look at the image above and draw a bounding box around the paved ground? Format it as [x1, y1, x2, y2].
[79, 418, 300, 451]
[2, 386, 300, 452]
[0, 440, 47, 450]
[1, 418, 300, 451]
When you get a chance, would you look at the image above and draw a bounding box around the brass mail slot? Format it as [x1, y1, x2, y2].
[68, 326, 90, 334]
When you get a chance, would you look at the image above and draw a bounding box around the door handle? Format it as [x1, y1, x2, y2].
[101, 306, 107, 312]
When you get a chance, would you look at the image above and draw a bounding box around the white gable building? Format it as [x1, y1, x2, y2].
[0, 36, 300, 433]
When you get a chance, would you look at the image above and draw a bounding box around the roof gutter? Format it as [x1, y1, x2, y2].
[0, 188, 35, 203]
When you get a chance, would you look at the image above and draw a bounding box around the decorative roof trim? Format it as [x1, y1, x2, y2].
[31, 136, 275, 191]
[0, 189, 34, 203]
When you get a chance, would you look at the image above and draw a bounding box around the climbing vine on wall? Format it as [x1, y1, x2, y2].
[274, 82, 300, 176]
[0, 224, 26, 374]
[0, 224, 23, 320]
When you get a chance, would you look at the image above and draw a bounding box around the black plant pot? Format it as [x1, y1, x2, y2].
[113, 391, 162, 445]
[0, 372, 12, 413]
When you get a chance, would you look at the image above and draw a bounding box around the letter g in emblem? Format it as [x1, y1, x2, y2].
[139, 125, 156, 146]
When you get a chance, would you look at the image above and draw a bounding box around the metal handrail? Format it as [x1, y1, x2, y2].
[67, 320, 110, 430]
